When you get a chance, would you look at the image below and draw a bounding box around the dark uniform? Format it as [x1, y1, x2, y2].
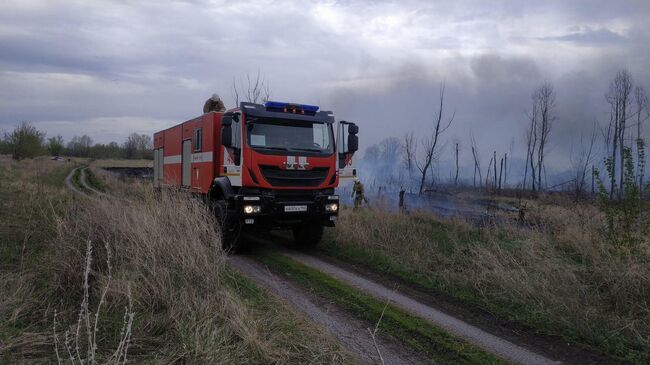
[203, 94, 226, 113]
[399, 187, 405, 213]
[352, 180, 364, 210]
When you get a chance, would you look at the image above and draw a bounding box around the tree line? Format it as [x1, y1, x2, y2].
[0, 122, 153, 160]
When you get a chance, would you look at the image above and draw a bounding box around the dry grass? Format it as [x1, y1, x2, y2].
[62, 157, 153, 168]
[324, 203, 650, 363]
[1, 155, 349, 364]
[89, 159, 153, 168]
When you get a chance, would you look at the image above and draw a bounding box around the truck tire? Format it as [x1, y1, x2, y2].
[211, 200, 241, 251]
[293, 223, 324, 247]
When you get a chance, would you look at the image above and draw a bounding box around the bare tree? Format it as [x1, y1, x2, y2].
[403, 132, 416, 185]
[634, 85, 648, 196]
[534, 82, 556, 191]
[486, 155, 494, 189]
[503, 152, 508, 188]
[571, 122, 598, 199]
[493, 150, 498, 188]
[415, 83, 455, 193]
[232, 70, 271, 105]
[470, 132, 482, 188]
[498, 156, 504, 191]
[523, 82, 556, 192]
[523, 95, 539, 191]
[605, 69, 633, 199]
[454, 140, 460, 185]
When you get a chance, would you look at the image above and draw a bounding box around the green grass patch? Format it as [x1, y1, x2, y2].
[256, 250, 507, 365]
[43, 163, 75, 188]
[85, 168, 106, 192]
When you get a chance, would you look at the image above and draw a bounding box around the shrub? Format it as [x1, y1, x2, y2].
[5, 122, 45, 160]
[596, 146, 649, 247]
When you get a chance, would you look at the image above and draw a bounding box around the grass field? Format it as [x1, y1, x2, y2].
[0, 155, 350, 364]
[322, 203, 650, 364]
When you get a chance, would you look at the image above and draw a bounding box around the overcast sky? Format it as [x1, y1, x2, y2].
[1, 0, 649, 174]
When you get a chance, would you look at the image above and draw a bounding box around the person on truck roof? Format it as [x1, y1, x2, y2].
[203, 93, 226, 113]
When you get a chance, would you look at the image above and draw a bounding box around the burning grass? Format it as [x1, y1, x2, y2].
[322, 202, 650, 363]
[1, 156, 349, 363]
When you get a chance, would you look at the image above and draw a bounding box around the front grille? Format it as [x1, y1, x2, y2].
[259, 165, 329, 187]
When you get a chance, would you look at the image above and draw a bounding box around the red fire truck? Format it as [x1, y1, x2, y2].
[153, 101, 358, 248]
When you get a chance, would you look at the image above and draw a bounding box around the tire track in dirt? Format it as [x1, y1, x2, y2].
[79, 167, 112, 198]
[66, 165, 129, 203]
[64, 166, 95, 199]
[281, 251, 559, 365]
[228, 255, 427, 365]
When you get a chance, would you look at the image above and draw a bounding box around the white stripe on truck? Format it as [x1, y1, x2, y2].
[163, 152, 213, 165]
[191, 151, 213, 163]
[163, 155, 181, 164]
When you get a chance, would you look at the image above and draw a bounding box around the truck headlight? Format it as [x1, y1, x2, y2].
[243, 205, 261, 214]
[325, 203, 338, 212]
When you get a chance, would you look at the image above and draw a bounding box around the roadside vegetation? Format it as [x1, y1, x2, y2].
[1, 156, 349, 364]
[322, 196, 650, 364]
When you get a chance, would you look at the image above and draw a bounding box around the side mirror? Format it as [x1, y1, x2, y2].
[221, 115, 233, 147]
[222, 126, 232, 147]
[348, 124, 359, 135]
[221, 115, 233, 127]
[348, 134, 358, 153]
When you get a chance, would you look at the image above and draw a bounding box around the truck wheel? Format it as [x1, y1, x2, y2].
[211, 200, 241, 251]
[293, 223, 324, 247]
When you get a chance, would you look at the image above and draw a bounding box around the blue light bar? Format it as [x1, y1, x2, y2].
[264, 101, 319, 113]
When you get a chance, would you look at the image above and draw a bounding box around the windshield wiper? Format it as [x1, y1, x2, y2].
[291, 147, 323, 153]
[258, 146, 290, 151]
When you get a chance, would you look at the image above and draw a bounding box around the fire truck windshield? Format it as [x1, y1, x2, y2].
[246, 118, 334, 155]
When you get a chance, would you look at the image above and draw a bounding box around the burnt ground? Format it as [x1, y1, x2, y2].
[101, 166, 153, 179]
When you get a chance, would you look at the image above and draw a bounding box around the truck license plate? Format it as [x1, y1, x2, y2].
[285, 205, 307, 212]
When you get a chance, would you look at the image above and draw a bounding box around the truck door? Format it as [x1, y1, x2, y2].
[153, 148, 159, 187]
[222, 112, 242, 186]
[153, 148, 163, 187]
[157, 148, 164, 185]
[182, 139, 192, 187]
[337, 121, 358, 182]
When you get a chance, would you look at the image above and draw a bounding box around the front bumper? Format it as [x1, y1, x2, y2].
[228, 190, 339, 229]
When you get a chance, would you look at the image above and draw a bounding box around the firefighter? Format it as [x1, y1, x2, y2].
[351, 179, 365, 210]
[203, 93, 226, 113]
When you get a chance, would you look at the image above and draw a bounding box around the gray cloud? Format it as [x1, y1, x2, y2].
[543, 26, 627, 44]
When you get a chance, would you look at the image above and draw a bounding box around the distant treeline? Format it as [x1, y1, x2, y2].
[0, 122, 153, 160]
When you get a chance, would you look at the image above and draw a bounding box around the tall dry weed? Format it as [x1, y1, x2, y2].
[51, 175, 346, 363]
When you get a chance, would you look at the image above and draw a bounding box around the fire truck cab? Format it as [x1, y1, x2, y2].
[153, 101, 358, 248]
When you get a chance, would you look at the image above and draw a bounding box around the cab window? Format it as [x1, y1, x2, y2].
[194, 128, 202, 151]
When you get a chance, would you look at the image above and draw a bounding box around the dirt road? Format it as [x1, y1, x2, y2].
[229, 255, 427, 365]
[281, 251, 559, 365]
